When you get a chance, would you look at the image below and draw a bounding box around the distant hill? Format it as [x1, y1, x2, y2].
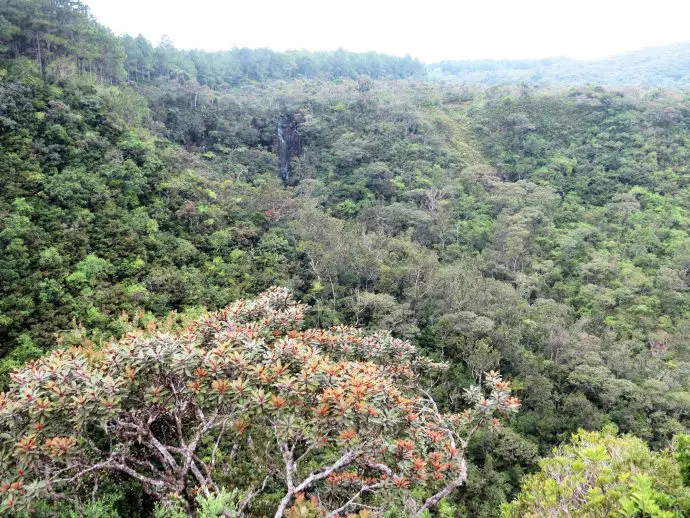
[428, 43, 690, 88]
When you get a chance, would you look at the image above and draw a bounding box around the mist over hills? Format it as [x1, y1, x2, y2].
[428, 42, 690, 87]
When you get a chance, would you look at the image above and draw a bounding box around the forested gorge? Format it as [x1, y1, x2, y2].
[2, 1, 690, 516]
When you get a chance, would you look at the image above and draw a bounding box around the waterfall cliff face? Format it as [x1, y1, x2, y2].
[276, 116, 300, 184]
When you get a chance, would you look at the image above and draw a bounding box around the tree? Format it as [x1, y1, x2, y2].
[502, 426, 690, 517]
[0, 288, 519, 516]
[0, 0, 124, 82]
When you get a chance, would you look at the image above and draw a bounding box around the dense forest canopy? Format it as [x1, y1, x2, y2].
[0, 0, 425, 85]
[2, 0, 690, 516]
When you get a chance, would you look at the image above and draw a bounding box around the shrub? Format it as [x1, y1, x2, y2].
[0, 288, 518, 516]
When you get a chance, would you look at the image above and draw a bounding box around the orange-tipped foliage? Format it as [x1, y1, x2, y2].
[0, 287, 519, 515]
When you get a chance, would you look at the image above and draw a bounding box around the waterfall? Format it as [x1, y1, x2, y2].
[276, 115, 299, 184]
[277, 123, 289, 182]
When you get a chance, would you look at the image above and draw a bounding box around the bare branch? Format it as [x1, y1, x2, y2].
[274, 449, 358, 518]
[414, 465, 468, 517]
[238, 473, 271, 516]
[325, 482, 385, 518]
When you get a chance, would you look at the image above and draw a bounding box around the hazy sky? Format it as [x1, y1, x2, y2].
[84, 0, 690, 62]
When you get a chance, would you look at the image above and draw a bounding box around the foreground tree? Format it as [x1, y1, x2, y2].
[503, 426, 690, 517]
[0, 287, 519, 516]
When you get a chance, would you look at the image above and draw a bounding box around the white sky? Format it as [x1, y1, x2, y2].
[84, 0, 690, 62]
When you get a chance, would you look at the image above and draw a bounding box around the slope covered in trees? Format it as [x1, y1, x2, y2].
[430, 43, 690, 88]
[0, 0, 424, 86]
[2, 0, 690, 516]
